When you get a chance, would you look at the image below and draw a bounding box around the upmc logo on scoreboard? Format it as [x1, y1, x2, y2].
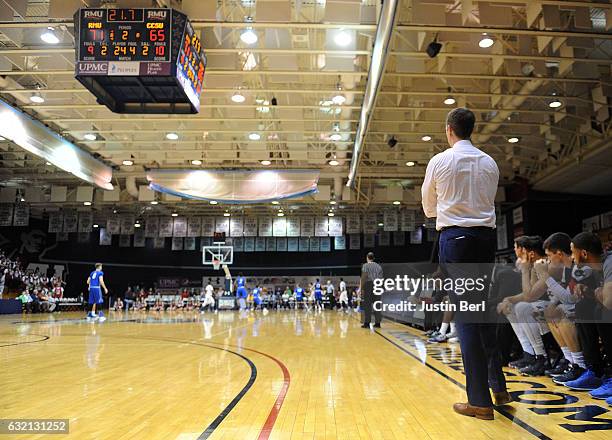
[77, 61, 108, 75]
[147, 10, 167, 20]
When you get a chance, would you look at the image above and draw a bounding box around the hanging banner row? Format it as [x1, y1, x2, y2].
[0, 204, 30, 227]
[47, 211, 431, 236]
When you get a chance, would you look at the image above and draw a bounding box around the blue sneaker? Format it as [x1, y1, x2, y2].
[606, 396, 612, 407]
[565, 369, 603, 391]
[589, 377, 612, 399]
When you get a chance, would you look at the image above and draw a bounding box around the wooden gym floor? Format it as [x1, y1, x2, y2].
[1, 310, 610, 439]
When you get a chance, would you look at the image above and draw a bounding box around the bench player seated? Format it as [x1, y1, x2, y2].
[497, 236, 552, 376]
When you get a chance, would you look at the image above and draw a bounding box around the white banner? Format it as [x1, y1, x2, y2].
[300, 216, 314, 237]
[349, 234, 360, 250]
[273, 217, 287, 237]
[346, 215, 361, 234]
[159, 217, 173, 237]
[384, 210, 398, 232]
[78, 212, 93, 232]
[119, 234, 131, 247]
[315, 217, 328, 237]
[276, 237, 287, 251]
[0, 204, 14, 226]
[255, 236, 266, 251]
[173, 217, 187, 237]
[99, 228, 112, 245]
[299, 237, 309, 251]
[244, 237, 255, 252]
[48, 211, 63, 233]
[363, 234, 375, 248]
[410, 229, 423, 244]
[334, 236, 346, 250]
[215, 217, 230, 234]
[187, 217, 202, 237]
[133, 228, 146, 247]
[309, 237, 320, 251]
[363, 214, 377, 234]
[244, 217, 258, 236]
[121, 214, 135, 235]
[259, 216, 272, 237]
[13, 204, 29, 227]
[287, 237, 299, 252]
[320, 237, 331, 252]
[230, 217, 244, 237]
[401, 210, 416, 231]
[184, 236, 196, 250]
[201, 217, 215, 236]
[63, 210, 78, 233]
[266, 237, 276, 251]
[153, 236, 165, 248]
[145, 217, 159, 237]
[171, 237, 183, 250]
[106, 216, 121, 234]
[286, 217, 300, 237]
[232, 237, 244, 252]
[328, 216, 343, 236]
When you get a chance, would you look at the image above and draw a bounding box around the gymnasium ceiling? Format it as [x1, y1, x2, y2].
[0, 0, 611, 217]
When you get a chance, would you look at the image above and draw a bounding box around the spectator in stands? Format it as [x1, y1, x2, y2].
[17, 288, 33, 312]
[112, 297, 124, 311]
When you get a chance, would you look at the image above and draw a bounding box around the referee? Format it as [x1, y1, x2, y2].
[421, 108, 511, 420]
[360, 252, 383, 328]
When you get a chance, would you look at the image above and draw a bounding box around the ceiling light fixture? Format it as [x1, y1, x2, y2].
[231, 91, 246, 103]
[41, 27, 60, 44]
[93, 224, 99, 228]
[271, 201, 279, 205]
[329, 200, 337, 205]
[122, 159, 134, 166]
[508, 137, 519, 143]
[393, 200, 401, 205]
[83, 201, 92, 206]
[329, 133, 342, 141]
[406, 161, 416, 167]
[328, 159, 340, 166]
[549, 98, 562, 108]
[334, 29, 352, 47]
[328, 211, 335, 217]
[191, 159, 202, 165]
[29, 92, 45, 103]
[84, 133, 97, 141]
[134, 222, 141, 228]
[166, 132, 179, 140]
[277, 212, 285, 217]
[260, 159, 271, 166]
[421, 135, 432, 142]
[209, 200, 218, 205]
[240, 17, 258, 45]
[171, 212, 178, 217]
[378, 222, 384, 227]
[223, 212, 231, 217]
[444, 96, 456, 105]
[249, 132, 261, 141]
[150, 200, 159, 205]
[479, 33, 494, 48]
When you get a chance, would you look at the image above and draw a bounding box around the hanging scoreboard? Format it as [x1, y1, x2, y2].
[74, 8, 206, 114]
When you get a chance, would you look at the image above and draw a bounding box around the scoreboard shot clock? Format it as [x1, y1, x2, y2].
[74, 8, 206, 114]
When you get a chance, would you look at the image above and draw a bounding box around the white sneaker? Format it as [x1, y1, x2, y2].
[447, 334, 459, 343]
[98, 316, 106, 322]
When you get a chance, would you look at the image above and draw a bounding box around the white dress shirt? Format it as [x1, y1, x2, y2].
[421, 140, 499, 230]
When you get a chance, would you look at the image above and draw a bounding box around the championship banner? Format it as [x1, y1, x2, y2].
[273, 217, 287, 237]
[106, 216, 120, 235]
[99, 228, 112, 246]
[153, 237, 165, 249]
[63, 210, 78, 233]
[184, 236, 196, 250]
[393, 231, 405, 246]
[171, 237, 183, 250]
[233, 237, 244, 252]
[200, 237, 212, 247]
[300, 216, 314, 237]
[215, 217, 230, 234]
[77, 232, 90, 243]
[379, 231, 390, 246]
[258, 216, 272, 237]
[309, 237, 320, 251]
[159, 217, 173, 237]
[383, 210, 398, 232]
[328, 216, 343, 236]
[244, 217, 258, 236]
[287, 237, 298, 252]
[363, 234, 375, 248]
[145, 216, 159, 237]
[410, 229, 423, 244]
[266, 237, 277, 251]
[201, 217, 215, 236]
[120, 214, 135, 235]
[13, 203, 29, 227]
[276, 237, 287, 251]
[230, 217, 244, 237]
[78, 211, 93, 232]
[401, 210, 416, 231]
[320, 237, 331, 252]
[255, 236, 266, 252]
[286, 217, 300, 237]
[187, 217, 202, 237]
[315, 217, 328, 237]
[0, 204, 14, 226]
[57, 231, 69, 242]
[334, 235, 346, 250]
[133, 228, 146, 247]
[346, 215, 361, 234]
[363, 214, 377, 234]
[48, 211, 63, 233]
[349, 234, 360, 250]
[299, 237, 309, 251]
[119, 234, 131, 247]
[173, 216, 187, 237]
[244, 237, 255, 252]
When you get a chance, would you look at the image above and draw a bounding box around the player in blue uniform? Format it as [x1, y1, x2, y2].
[314, 279, 323, 312]
[87, 263, 108, 321]
[294, 284, 304, 310]
[252, 285, 262, 310]
[235, 273, 248, 310]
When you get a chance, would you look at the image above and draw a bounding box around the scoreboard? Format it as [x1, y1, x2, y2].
[74, 8, 206, 114]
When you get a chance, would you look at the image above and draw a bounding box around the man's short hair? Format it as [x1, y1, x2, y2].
[95, 263, 102, 269]
[514, 235, 529, 248]
[524, 236, 544, 256]
[367, 252, 375, 261]
[572, 232, 603, 256]
[543, 232, 571, 255]
[446, 107, 476, 139]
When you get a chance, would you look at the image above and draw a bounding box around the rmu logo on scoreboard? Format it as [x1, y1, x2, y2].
[147, 10, 167, 20]
[83, 10, 103, 19]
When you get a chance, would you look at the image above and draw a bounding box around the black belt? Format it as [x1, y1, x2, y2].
[439, 225, 494, 232]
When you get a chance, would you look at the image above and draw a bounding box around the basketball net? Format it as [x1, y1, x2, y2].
[212, 258, 221, 271]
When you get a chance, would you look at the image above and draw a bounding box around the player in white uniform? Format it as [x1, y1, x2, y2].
[201, 279, 216, 312]
[338, 277, 349, 312]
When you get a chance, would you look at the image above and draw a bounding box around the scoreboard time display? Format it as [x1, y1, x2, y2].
[74, 8, 206, 114]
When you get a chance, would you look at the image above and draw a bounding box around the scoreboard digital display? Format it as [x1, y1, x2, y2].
[74, 8, 206, 114]
[78, 8, 171, 62]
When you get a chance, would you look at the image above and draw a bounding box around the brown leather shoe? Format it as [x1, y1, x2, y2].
[452, 402, 494, 420]
[493, 391, 512, 406]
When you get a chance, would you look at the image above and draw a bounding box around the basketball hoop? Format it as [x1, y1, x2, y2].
[212, 258, 221, 271]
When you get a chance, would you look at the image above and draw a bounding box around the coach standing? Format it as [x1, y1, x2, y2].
[361, 252, 383, 328]
[421, 108, 510, 420]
